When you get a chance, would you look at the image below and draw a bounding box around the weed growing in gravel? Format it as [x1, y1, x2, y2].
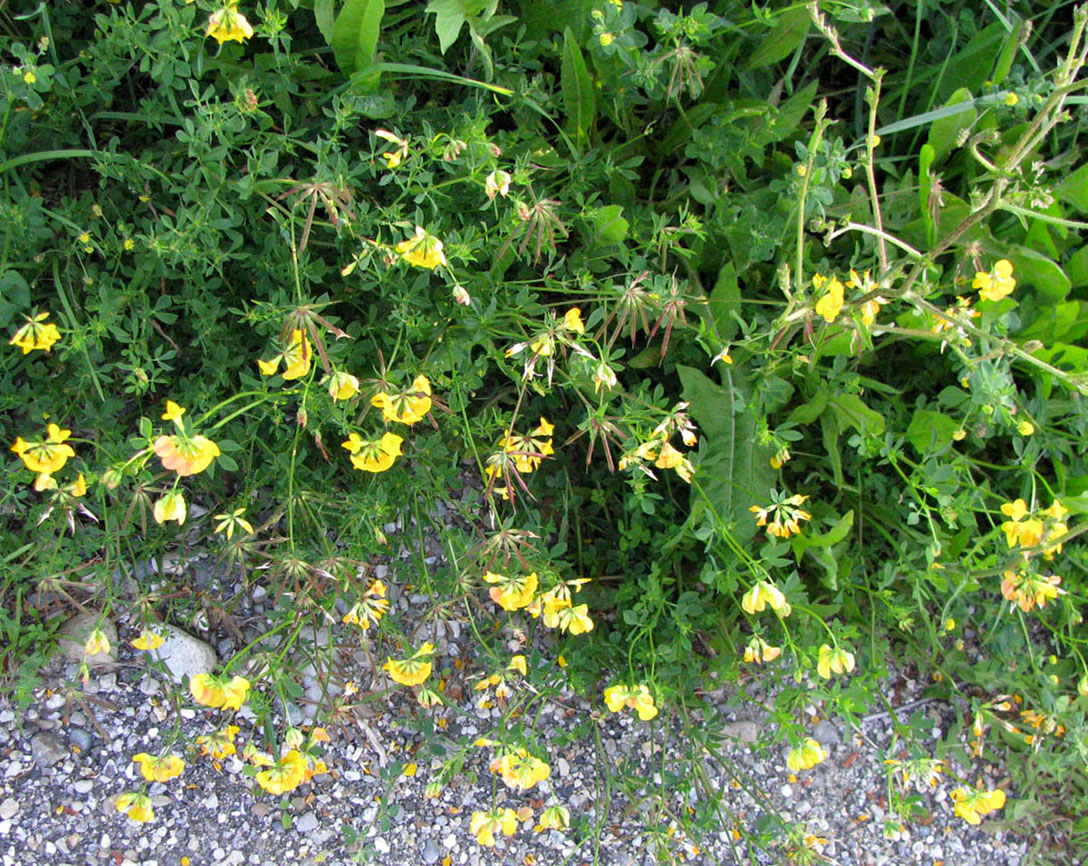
[4, 0, 1088, 862]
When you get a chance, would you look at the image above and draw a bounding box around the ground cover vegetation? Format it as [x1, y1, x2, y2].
[2, 0, 1088, 861]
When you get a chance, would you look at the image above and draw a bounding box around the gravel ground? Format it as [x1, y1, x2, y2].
[0, 554, 1027, 866]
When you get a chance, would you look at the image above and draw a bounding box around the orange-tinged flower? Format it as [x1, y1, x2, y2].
[115, 792, 154, 823]
[396, 227, 446, 270]
[604, 684, 658, 720]
[206, 6, 254, 44]
[484, 571, 538, 611]
[196, 725, 239, 759]
[9, 311, 60, 354]
[470, 807, 518, 846]
[327, 371, 360, 402]
[83, 628, 111, 657]
[384, 643, 435, 686]
[190, 673, 251, 710]
[973, 260, 1016, 302]
[951, 786, 1006, 824]
[787, 737, 827, 772]
[132, 629, 166, 651]
[1001, 570, 1063, 612]
[11, 423, 75, 474]
[342, 579, 390, 630]
[341, 431, 403, 473]
[370, 375, 432, 424]
[132, 752, 185, 782]
[153, 490, 187, 525]
[255, 750, 307, 795]
[154, 433, 220, 477]
[743, 636, 782, 664]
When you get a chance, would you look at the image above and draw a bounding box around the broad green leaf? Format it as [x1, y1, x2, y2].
[561, 28, 595, 146]
[1019, 301, 1088, 346]
[991, 18, 1025, 87]
[787, 387, 829, 426]
[746, 7, 810, 70]
[314, 0, 336, 43]
[589, 205, 628, 246]
[331, 0, 385, 79]
[938, 22, 1004, 101]
[1007, 246, 1071, 303]
[828, 393, 886, 437]
[1056, 162, 1088, 213]
[906, 409, 959, 456]
[426, 0, 491, 54]
[1030, 342, 1088, 397]
[927, 88, 975, 165]
[792, 509, 854, 556]
[707, 262, 740, 342]
[679, 365, 775, 545]
[1067, 244, 1088, 289]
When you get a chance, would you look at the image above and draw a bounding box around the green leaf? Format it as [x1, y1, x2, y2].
[828, 393, 886, 437]
[1007, 246, 1071, 303]
[927, 88, 975, 165]
[792, 509, 854, 554]
[919, 144, 935, 247]
[679, 365, 775, 545]
[991, 18, 1025, 87]
[746, 7, 810, 70]
[314, 0, 336, 43]
[906, 409, 959, 456]
[331, 0, 385, 79]
[787, 387, 829, 426]
[1056, 162, 1088, 213]
[589, 205, 628, 247]
[561, 28, 595, 146]
[707, 262, 740, 342]
[1067, 244, 1088, 289]
[425, 0, 487, 54]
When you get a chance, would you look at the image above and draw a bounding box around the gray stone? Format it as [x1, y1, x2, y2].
[0, 799, 18, 820]
[56, 614, 117, 667]
[295, 811, 318, 833]
[147, 625, 217, 684]
[421, 839, 442, 864]
[812, 719, 842, 748]
[718, 721, 760, 745]
[68, 728, 92, 751]
[30, 731, 67, 767]
[72, 779, 94, 795]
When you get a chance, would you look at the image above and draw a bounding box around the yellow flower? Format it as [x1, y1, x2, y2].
[787, 737, 828, 772]
[593, 361, 618, 393]
[327, 371, 360, 402]
[374, 129, 408, 169]
[951, 786, 1006, 825]
[161, 400, 185, 421]
[816, 643, 856, 679]
[485, 169, 511, 200]
[562, 307, 585, 334]
[83, 628, 111, 657]
[206, 6, 254, 44]
[196, 725, 239, 759]
[115, 792, 154, 823]
[814, 276, 845, 323]
[341, 431, 404, 473]
[535, 804, 571, 832]
[255, 750, 307, 795]
[1017, 420, 1034, 436]
[396, 226, 446, 270]
[258, 329, 312, 380]
[213, 507, 254, 540]
[509, 654, 528, 676]
[743, 636, 782, 664]
[10, 423, 76, 474]
[154, 433, 220, 477]
[492, 748, 551, 791]
[9, 311, 61, 354]
[131, 629, 166, 651]
[153, 491, 187, 526]
[132, 753, 185, 782]
[342, 579, 390, 630]
[1001, 570, 1063, 612]
[749, 493, 812, 539]
[547, 602, 594, 635]
[384, 643, 435, 687]
[973, 259, 1016, 302]
[370, 374, 432, 424]
[190, 673, 251, 710]
[484, 571, 538, 611]
[741, 581, 790, 616]
[603, 684, 658, 721]
[1005, 92, 1019, 106]
[469, 807, 519, 846]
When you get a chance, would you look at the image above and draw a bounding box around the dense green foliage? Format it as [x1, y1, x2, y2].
[3, 0, 1088, 860]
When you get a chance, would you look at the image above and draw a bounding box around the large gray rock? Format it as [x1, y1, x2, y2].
[144, 624, 216, 683]
[56, 614, 117, 667]
[30, 731, 67, 767]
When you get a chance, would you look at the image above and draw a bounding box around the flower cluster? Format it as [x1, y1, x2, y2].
[528, 577, 594, 634]
[190, 672, 251, 710]
[396, 226, 446, 269]
[384, 642, 435, 687]
[371, 374, 432, 425]
[505, 308, 589, 386]
[973, 259, 1016, 302]
[342, 578, 390, 630]
[741, 581, 791, 617]
[342, 431, 403, 473]
[950, 786, 1007, 825]
[489, 747, 551, 791]
[9, 310, 60, 354]
[816, 643, 855, 679]
[749, 491, 812, 539]
[485, 417, 555, 499]
[603, 683, 658, 720]
[473, 655, 527, 709]
[469, 807, 519, 846]
[258, 329, 312, 380]
[206, 4, 254, 45]
[999, 498, 1067, 558]
[786, 737, 828, 772]
[743, 635, 782, 664]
